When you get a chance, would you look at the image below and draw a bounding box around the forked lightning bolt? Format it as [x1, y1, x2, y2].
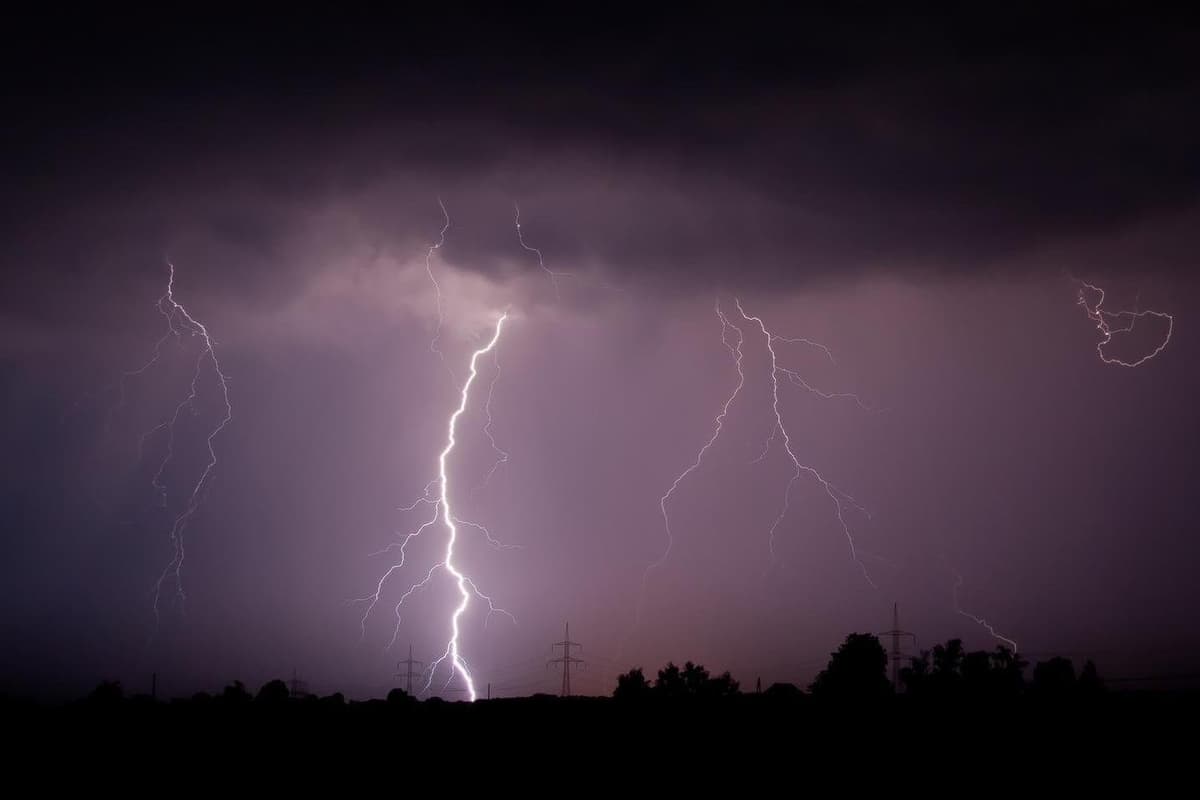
[636, 297, 876, 638]
[356, 313, 514, 701]
[1077, 280, 1173, 367]
[735, 299, 875, 587]
[122, 262, 233, 622]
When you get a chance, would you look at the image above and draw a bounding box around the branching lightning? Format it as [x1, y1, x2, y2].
[634, 296, 876, 640]
[1077, 280, 1173, 367]
[637, 299, 745, 624]
[118, 262, 233, 622]
[735, 299, 876, 588]
[355, 313, 515, 701]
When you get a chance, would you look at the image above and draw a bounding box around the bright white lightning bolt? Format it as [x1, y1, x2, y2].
[356, 313, 514, 701]
[1077, 280, 1173, 367]
[735, 299, 876, 588]
[950, 565, 1018, 652]
[129, 262, 233, 622]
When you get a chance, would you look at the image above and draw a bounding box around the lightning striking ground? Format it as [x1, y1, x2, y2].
[356, 313, 514, 701]
[123, 262, 233, 622]
[1077, 280, 1174, 367]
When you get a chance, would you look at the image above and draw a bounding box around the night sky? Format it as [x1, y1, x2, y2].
[2, 6, 1199, 700]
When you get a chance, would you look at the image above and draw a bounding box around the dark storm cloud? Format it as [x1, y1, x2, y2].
[3, 6, 1200, 700]
[3, 4, 1199, 326]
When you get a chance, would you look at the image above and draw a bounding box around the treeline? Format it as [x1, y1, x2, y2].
[614, 633, 1106, 703]
[63, 632, 1112, 710]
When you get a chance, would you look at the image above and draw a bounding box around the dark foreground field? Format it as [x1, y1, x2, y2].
[4, 689, 1196, 779]
[5, 635, 1197, 781]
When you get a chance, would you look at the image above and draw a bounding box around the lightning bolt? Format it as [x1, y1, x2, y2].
[355, 313, 514, 701]
[515, 203, 573, 301]
[1077, 280, 1173, 367]
[735, 299, 875, 587]
[632, 296, 876, 648]
[107, 284, 187, 434]
[132, 262, 233, 622]
[474, 344, 509, 492]
[637, 298, 745, 625]
[949, 563, 1018, 652]
[426, 198, 453, 371]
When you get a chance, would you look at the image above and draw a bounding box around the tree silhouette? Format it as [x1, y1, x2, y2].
[900, 650, 931, 695]
[810, 633, 891, 699]
[87, 680, 124, 705]
[1032, 657, 1076, 695]
[701, 670, 740, 698]
[613, 667, 651, 701]
[681, 662, 710, 694]
[1079, 659, 1105, 694]
[902, 642, 1026, 698]
[988, 646, 1028, 697]
[221, 680, 252, 705]
[387, 687, 417, 705]
[634, 661, 741, 699]
[257, 679, 290, 704]
[655, 662, 686, 698]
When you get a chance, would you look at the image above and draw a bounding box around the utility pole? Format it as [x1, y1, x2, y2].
[548, 622, 584, 697]
[396, 644, 425, 696]
[289, 668, 311, 699]
[878, 602, 918, 693]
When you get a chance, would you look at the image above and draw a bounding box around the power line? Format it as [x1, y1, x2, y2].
[395, 643, 425, 696]
[878, 602, 918, 693]
[548, 622, 585, 697]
